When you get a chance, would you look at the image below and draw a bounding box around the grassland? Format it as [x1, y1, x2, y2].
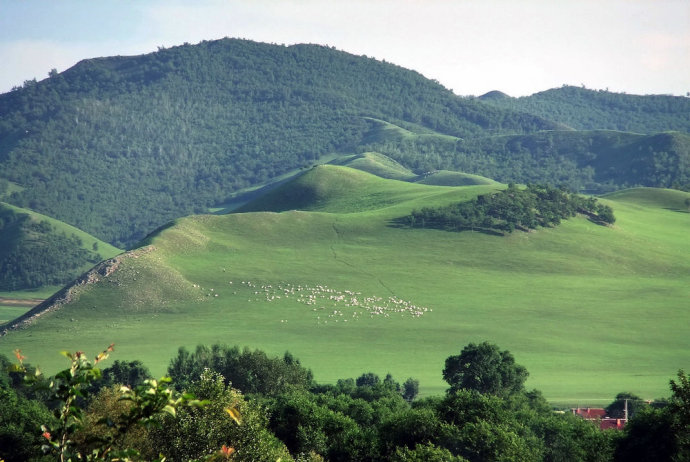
[0, 286, 62, 322]
[1, 166, 688, 406]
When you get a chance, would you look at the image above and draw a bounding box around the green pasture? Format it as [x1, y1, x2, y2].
[0, 286, 62, 300]
[0, 306, 28, 324]
[1, 167, 688, 406]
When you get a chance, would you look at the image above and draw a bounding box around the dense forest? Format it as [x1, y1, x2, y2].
[479, 86, 690, 133]
[2, 343, 688, 461]
[0, 205, 103, 290]
[361, 127, 690, 193]
[1, 38, 688, 247]
[406, 184, 614, 234]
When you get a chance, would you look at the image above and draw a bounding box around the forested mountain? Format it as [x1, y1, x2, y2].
[479, 85, 690, 133]
[0, 39, 556, 247]
[0, 38, 688, 247]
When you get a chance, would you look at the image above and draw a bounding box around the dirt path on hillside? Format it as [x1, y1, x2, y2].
[0, 298, 44, 307]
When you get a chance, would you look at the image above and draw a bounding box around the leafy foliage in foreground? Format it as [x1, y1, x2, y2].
[2, 344, 689, 461]
[406, 184, 614, 234]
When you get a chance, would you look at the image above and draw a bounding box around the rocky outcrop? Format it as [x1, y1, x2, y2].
[0, 246, 155, 335]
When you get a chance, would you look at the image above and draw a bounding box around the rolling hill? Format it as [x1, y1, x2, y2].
[2, 166, 688, 405]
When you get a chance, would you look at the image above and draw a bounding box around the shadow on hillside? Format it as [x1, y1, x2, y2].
[388, 217, 505, 236]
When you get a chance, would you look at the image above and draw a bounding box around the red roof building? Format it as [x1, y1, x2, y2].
[573, 408, 607, 419]
[571, 408, 626, 430]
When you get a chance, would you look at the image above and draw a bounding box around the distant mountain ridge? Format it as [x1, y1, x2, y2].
[0, 38, 688, 247]
[479, 85, 690, 133]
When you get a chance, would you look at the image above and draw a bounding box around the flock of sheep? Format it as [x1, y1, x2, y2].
[194, 280, 432, 324]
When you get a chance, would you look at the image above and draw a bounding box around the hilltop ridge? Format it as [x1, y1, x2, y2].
[481, 85, 690, 133]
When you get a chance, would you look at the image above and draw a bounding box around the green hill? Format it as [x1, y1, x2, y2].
[0, 202, 121, 291]
[479, 85, 690, 133]
[336, 152, 417, 181]
[415, 170, 498, 186]
[237, 165, 449, 213]
[603, 187, 690, 211]
[2, 166, 687, 405]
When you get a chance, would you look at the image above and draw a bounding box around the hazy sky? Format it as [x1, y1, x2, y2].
[1, 0, 688, 97]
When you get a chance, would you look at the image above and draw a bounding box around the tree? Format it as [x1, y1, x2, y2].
[402, 378, 419, 403]
[147, 369, 293, 462]
[0, 385, 55, 462]
[669, 369, 690, 460]
[614, 370, 690, 461]
[605, 392, 646, 419]
[438, 390, 543, 461]
[442, 342, 528, 396]
[167, 344, 313, 395]
[88, 359, 153, 397]
[356, 372, 381, 388]
[391, 442, 468, 462]
[596, 204, 616, 224]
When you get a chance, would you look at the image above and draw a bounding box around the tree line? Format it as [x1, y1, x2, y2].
[480, 85, 690, 134]
[406, 184, 615, 235]
[2, 341, 688, 461]
[362, 129, 690, 194]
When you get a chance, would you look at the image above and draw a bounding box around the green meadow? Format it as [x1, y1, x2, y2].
[1, 166, 688, 406]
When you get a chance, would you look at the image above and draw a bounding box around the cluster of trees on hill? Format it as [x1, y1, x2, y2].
[2, 342, 688, 461]
[406, 184, 614, 235]
[479, 85, 690, 134]
[0, 39, 556, 247]
[0, 206, 102, 290]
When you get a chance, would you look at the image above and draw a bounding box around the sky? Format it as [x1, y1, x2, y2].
[0, 0, 688, 97]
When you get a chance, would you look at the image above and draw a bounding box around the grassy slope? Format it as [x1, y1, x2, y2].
[1, 168, 688, 406]
[336, 152, 417, 181]
[415, 170, 498, 186]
